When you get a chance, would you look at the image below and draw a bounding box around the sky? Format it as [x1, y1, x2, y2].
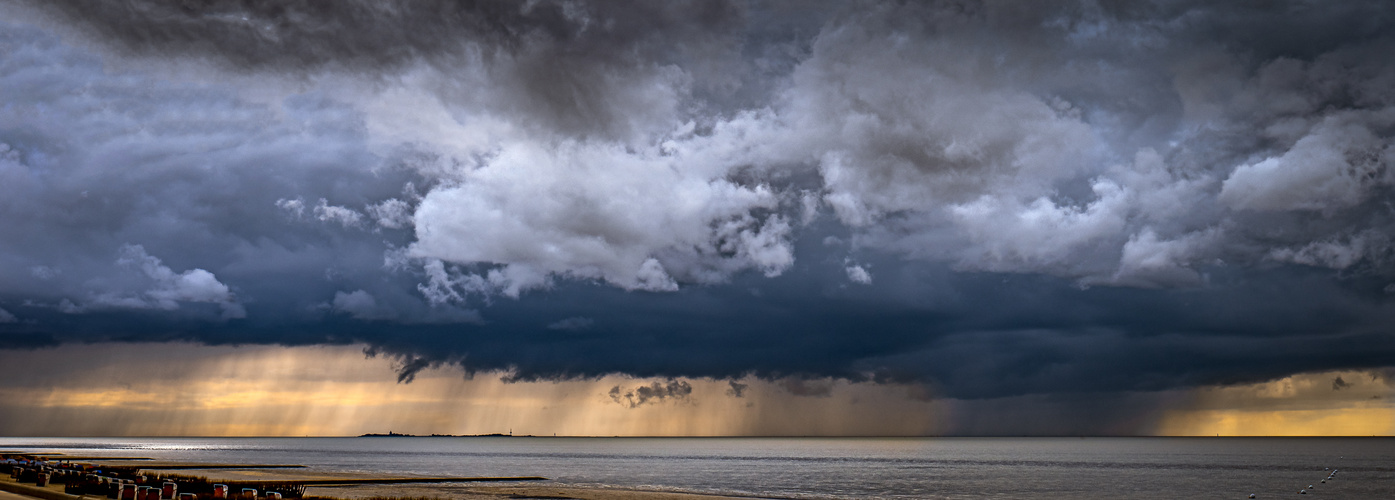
[0, 0, 1393, 436]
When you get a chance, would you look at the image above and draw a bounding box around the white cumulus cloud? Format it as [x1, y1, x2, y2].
[332, 289, 393, 320]
[406, 123, 795, 298]
[89, 245, 246, 319]
[845, 265, 872, 285]
[1221, 113, 1391, 213]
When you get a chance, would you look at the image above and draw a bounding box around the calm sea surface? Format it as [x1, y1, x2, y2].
[1, 437, 1391, 499]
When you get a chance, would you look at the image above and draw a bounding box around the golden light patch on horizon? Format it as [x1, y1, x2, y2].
[1156, 407, 1395, 436]
[0, 342, 943, 437]
[35, 388, 179, 408]
[1154, 370, 1395, 436]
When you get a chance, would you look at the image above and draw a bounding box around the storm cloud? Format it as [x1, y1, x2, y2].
[1, 0, 1394, 402]
[609, 379, 695, 408]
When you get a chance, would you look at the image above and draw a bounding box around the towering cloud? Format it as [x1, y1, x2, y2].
[0, 0, 1393, 402]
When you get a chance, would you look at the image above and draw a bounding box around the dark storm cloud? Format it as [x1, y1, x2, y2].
[1, 0, 1395, 408]
[546, 316, 594, 331]
[18, 0, 744, 69]
[13, 0, 754, 141]
[726, 381, 748, 398]
[385, 355, 448, 384]
[609, 379, 694, 408]
[779, 378, 834, 398]
[1333, 376, 1350, 391]
[318, 248, 1395, 400]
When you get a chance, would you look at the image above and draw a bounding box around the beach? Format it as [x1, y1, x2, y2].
[0, 473, 763, 500]
[0, 455, 766, 500]
[321, 484, 770, 500]
[183, 470, 769, 500]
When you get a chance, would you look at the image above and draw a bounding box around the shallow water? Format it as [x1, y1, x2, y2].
[1, 437, 1391, 499]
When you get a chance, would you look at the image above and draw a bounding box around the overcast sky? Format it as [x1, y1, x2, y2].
[1, 0, 1394, 434]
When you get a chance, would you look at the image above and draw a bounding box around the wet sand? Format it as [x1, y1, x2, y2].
[104, 468, 768, 500]
[0, 475, 762, 500]
[311, 484, 777, 500]
[0, 490, 38, 500]
[0, 457, 771, 500]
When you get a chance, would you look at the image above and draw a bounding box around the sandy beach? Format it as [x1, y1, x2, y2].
[0, 467, 770, 500]
[155, 468, 765, 500]
[309, 484, 778, 500]
[2, 480, 764, 500]
[444, 485, 778, 500]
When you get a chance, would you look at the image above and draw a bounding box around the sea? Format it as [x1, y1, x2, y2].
[1, 437, 1391, 499]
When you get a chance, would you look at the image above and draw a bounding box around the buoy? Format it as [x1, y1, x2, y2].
[1249, 494, 1256, 499]
[1300, 490, 1307, 494]
[1307, 485, 1313, 489]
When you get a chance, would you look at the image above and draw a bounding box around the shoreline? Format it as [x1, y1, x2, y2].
[0, 471, 771, 500]
[326, 484, 791, 500]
